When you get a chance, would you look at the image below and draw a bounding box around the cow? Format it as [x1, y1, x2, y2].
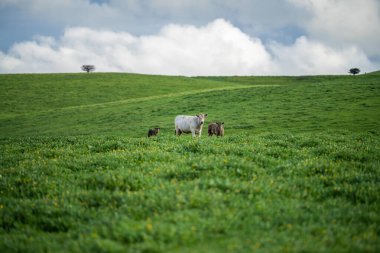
[175, 113, 208, 137]
[208, 122, 224, 137]
[147, 127, 160, 137]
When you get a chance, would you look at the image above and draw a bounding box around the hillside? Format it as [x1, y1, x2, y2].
[1, 72, 380, 253]
[1, 72, 379, 137]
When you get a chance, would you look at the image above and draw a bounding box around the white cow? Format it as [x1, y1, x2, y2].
[175, 114, 208, 137]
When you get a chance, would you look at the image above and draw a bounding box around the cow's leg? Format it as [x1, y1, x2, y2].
[191, 129, 196, 137]
[198, 130, 202, 137]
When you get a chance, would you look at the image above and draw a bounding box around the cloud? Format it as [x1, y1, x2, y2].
[269, 36, 373, 75]
[288, 0, 380, 57]
[0, 0, 307, 50]
[0, 19, 378, 75]
[0, 19, 273, 75]
[2, 0, 380, 55]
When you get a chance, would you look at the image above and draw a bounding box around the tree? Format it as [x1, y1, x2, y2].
[81, 65, 95, 73]
[349, 68, 360, 75]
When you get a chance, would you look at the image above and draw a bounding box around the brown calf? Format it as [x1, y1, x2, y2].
[208, 122, 224, 137]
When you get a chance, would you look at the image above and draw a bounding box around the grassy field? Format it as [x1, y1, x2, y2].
[1, 72, 380, 252]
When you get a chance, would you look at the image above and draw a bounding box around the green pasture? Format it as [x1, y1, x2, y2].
[1, 73, 379, 137]
[0, 72, 379, 252]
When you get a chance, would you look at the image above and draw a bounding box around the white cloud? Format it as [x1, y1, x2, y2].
[132, 19, 273, 75]
[0, 19, 378, 75]
[288, 0, 380, 57]
[269, 36, 373, 75]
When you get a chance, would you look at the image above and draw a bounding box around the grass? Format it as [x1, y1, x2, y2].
[1, 73, 379, 137]
[0, 72, 380, 252]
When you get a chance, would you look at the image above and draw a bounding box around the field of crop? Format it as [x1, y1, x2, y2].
[1, 72, 380, 252]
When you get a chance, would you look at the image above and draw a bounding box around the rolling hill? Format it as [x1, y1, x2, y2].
[1, 72, 379, 137]
[1, 72, 379, 253]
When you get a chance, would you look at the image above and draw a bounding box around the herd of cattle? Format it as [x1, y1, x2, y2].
[147, 113, 224, 137]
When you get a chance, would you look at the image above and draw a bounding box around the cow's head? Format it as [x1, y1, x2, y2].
[196, 113, 208, 125]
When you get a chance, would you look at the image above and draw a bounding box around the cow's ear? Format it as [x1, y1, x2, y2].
[204, 114, 208, 117]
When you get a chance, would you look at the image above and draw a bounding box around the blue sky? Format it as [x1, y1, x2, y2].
[1, 0, 379, 75]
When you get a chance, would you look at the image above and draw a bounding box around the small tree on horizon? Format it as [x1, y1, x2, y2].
[349, 68, 360, 75]
[81, 65, 95, 73]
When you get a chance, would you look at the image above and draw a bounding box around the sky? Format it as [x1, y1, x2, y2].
[0, 0, 379, 76]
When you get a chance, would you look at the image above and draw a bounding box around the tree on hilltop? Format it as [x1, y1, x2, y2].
[349, 68, 360, 75]
[81, 65, 95, 73]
